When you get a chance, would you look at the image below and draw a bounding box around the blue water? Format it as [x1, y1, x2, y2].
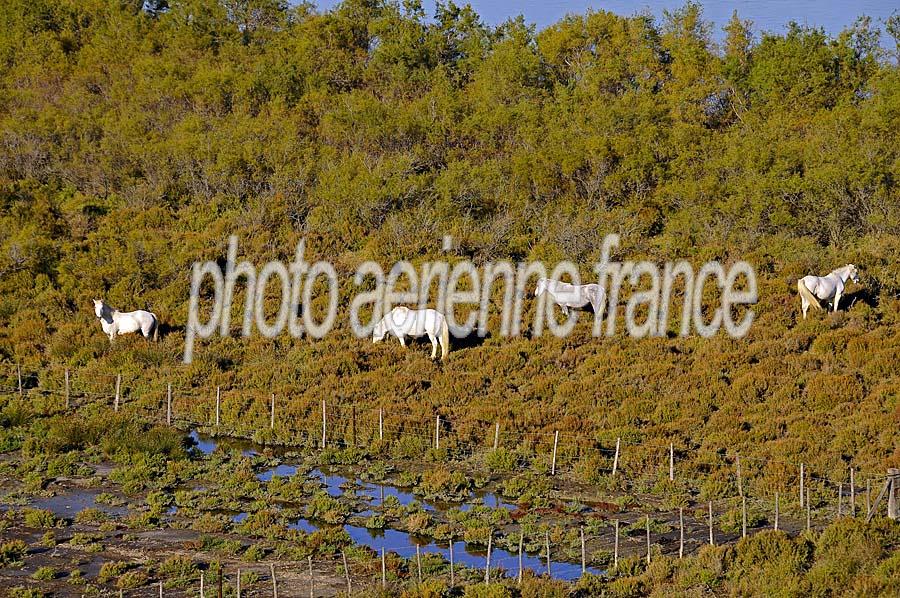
[31, 490, 128, 518]
[187, 433, 598, 581]
[291, 517, 603, 581]
[188, 430, 217, 455]
[188, 429, 258, 457]
[257, 464, 299, 482]
[309, 469, 348, 497]
[358, 481, 435, 512]
[288, 518, 319, 533]
[468, 492, 517, 512]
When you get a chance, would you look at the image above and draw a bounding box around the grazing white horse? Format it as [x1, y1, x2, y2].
[372, 306, 450, 360]
[535, 277, 606, 315]
[94, 299, 159, 342]
[797, 264, 860, 319]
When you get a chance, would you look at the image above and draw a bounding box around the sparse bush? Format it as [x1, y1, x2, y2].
[118, 570, 149, 589]
[23, 508, 56, 529]
[75, 508, 107, 524]
[97, 561, 129, 583]
[157, 555, 198, 588]
[0, 539, 28, 566]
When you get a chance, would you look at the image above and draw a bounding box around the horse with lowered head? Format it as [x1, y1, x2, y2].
[94, 299, 159, 342]
[797, 264, 860, 319]
[535, 277, 606, 315]
[372, 306, 450, 361]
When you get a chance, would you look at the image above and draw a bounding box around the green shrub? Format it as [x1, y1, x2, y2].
[97, 561, 129, 583]
[32, 566, 57, 581]
[158, 555, 198, 586]
[23, 508, 56, 529]
[118, 570, 149, 589]
[0, 539, 27, 566]
[75, 508, 107, 524]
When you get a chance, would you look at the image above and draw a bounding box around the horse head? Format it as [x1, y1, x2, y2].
[93, 299, 105, 319]
[534, 278, 547, 296]
[847, 264, 860, 284]
[372, 320, 386, 343]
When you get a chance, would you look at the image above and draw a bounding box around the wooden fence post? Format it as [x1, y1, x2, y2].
[612, 437, 620, 476]
[270, 393, 275, 431]
[850, 468, 856, 516]
[551, 431, 559, 475]
[308, 556, 314, 598]
[217, 567, 223, 598]
[709, 501, 714, 546]
[114, 374, 120, 412]
[64, 369, 70, 409]
[679, 507, 684, 558]
[159, 580, 163, 598]
[742, 496, 747, 538]
[614, 519, 620, 568]
[321, 399, 326, 449]
[381, 548, 387, 589]
[435, 415, 440, 451]
[669, 443, 674, 481]
[341, 550, 351, 595]
[580, 526, 586, 574]
[215, 387, 220, 426]
[775, 492, 780, 530]
[493, 421, 500, 450]
[166, 383, 172, 426]
[485, 531, 492, 584]
[888, 468, 899, 520]
[271, 563, 278, 598]
[517, 533, 523, 584]
[800, 463, 805, 508]
[236, 569, 241, 598]
[379, 407, 384, 441]
[646, 515, 651, 564]
[416, 543, 422, 583]
[545, 530, 551, 578]
[200, 572, 204, 598]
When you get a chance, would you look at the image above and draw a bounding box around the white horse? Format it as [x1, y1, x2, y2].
[372, 306, 450, 360]
[535, 277, 606, 315]
[797, 264, 860, 319]
[94, 299, 159, 342]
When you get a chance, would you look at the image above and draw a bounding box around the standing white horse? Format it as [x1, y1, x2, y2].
[535, 278, 606, 315]
[797, 264, 860, 319]
[372, 306, 450, 360]
[94, 299, 159, 342]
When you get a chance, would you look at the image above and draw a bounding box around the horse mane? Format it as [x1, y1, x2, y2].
[830, 264, 855, 276]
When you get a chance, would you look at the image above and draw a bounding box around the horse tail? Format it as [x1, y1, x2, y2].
[440, 316, 450, 361]
[797, 279, 822, 311]
[151, 312, 160, 341]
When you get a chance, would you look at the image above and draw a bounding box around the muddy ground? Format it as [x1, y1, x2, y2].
[0, 428, 810, 596]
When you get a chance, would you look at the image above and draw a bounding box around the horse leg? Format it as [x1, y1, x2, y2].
[801, 297, 808, 320]
[833, 290, 841, 313]
[398, 335, 406, 347]
[427, 333, 438, 359]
